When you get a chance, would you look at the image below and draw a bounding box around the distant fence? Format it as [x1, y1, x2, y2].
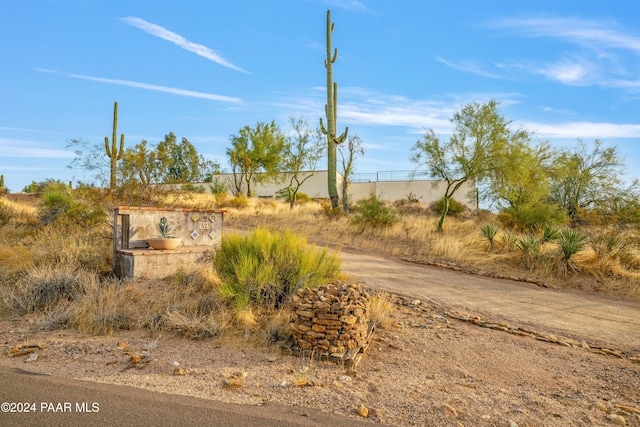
[349, 170, 428, 183]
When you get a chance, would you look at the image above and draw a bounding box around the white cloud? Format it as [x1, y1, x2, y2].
[492, 17, 640, 52]
[534, 58, 590, 85]
[435, 57, 504, 79]
[120, 17, 250, 74]
[0, 138, 74, 158]
[326, 0, 367, 11]
[36, 69, 244, 104]
[518, 121, 640, 139]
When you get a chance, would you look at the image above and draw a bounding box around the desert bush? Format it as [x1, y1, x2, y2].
[369, 291, 394, 329]
[2, 264, 98, 314]
[431, 197, 464, 217]
[351, 194, 399, 229]
[498, 230, 519, 251]
[162, 309, 229, 340]
[480, 223, 499, 251]
[516, 234, 543, 271]
[228, 194, 249, 209]
[38, 184, 105, 227]
[320, 200, 344, 220]
[556, 228, 588, 277]
[213, 229, 341, 312]
[499, 203, 568, 230]
[393, 196, 428, 216]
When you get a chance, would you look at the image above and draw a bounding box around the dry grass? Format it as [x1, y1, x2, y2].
[369, 291, 394, 329]
[1, 192, 639, 343]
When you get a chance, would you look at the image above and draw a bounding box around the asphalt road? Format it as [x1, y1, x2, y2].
[0, 368, 375, 427]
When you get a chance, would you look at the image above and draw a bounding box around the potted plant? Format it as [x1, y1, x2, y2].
[147, 217, 182, 250]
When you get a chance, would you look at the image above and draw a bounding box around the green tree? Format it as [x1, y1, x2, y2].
[549, 139, 639, 224]
[156, 132, 202, 183]
[279, 117, 324, 209]
[410, 100, 514, 233]
[227, 121, 287, 197]
[67, 138, 111, 188]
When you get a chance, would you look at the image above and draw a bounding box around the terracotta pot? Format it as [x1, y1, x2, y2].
[147, 238, 181, 250]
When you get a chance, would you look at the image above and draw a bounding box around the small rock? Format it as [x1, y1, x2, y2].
[509, 421, 518, 427]
[266, 355, 279, 362]
[357, 405, 369, 418]
[606, 414, 626, 425]
[130, 355, 141, 364]
[173, 367, 185, 376]
[594, 402, 609, 413]
[25, 353, 38, 363]
[338, 375, 352, 382]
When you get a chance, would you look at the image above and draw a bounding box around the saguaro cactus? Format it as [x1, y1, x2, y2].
[104, 101, 125, 190]
[319, 9, 348, 209]
[0, 174, 4, 188]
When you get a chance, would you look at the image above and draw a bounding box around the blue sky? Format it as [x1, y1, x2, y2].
[1, 0, 639, 192]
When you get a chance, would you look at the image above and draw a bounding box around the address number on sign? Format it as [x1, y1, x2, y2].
[197, 222, 210, 230]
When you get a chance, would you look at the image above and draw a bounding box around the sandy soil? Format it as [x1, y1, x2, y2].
[1, 249, 640, 426]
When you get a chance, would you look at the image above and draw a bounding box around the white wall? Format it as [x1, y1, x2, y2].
[194, 171, 476, 208]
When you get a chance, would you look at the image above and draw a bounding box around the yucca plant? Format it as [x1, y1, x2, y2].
[480, 223, 499, 251]
[539, 224, 560, 243]
[556, 228, 587, 277]
[498, 230, 519, 251]
[516, 234, 541, 271]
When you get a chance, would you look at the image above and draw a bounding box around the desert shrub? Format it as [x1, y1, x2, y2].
[208, 177, 229, 195]
[38, 184, 105, 227]
[516, 234, 543, 271]
[351, 194, 399, 229]
[213, 229, 341, 312]
[393, 195, 427, 216]
[480, 223, 499, 251]
[556, 228, 588, 277]
[70, 281, 143, 335]
[161, 309, 229, 340]
[320, 200, 344, 220]
[369, 291, 394, 329]
[431, 197, 464, 217]
[3, 264, 98, 314]
[499, 203, 568, 230]
[0, 203, 10, 226]
[227, 194, 249, 209]
[183, 183, 206, 193]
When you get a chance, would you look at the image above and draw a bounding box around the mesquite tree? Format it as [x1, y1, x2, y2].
[319, 9, 348, 209]
[104, 102, 125, 190]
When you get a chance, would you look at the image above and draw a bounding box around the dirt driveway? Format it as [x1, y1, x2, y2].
[339, 250, 640, 355]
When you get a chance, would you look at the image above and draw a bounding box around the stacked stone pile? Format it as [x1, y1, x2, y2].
[291, 282, 371, 356]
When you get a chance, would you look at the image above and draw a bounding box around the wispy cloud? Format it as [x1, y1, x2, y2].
[36, 69, 244, 104]
[0, 138, 74, 158]
[325, 0, 367, 11]
[435, 57, 504, 79]
[120, 17, 250, 74]
[534, 58, 591, 85]
[519, 121, 640, 139]
[491, 17, 640, 52]
[488, 16, 640, 89]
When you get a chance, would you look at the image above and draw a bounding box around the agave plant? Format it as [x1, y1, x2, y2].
[157, 217, 175, 238]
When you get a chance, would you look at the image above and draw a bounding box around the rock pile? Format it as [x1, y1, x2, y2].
[290, 282, 371, 357]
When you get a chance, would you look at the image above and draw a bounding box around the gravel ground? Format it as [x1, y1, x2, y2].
[2, 291, 639, 427]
